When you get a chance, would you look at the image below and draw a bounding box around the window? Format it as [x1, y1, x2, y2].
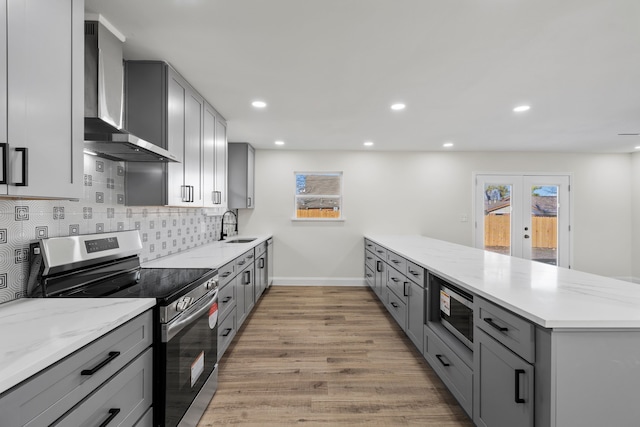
[294, 172, 343, 220]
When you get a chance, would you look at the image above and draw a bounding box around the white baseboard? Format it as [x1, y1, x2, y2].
[272, 277, 366, 287]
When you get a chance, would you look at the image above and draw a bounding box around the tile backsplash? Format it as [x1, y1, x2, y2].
[0, 155, 235, 304]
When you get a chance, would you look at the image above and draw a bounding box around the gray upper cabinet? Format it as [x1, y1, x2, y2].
[124, 61, 224, 207]
[0, 0, 83, 199]
[203, 101, 228, 208]
[228, 142, 255, 209]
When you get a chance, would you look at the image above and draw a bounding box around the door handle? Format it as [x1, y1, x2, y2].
[14, 147, 28, 186]
[524, 234, 530, 239]
[403, 282, 409, 297]
[259, 258, 265, 268]
[0, 143, 7, 184]
[98, 408, 121, 427]
[243, 270, 251, 284]
[376, 261, 383, 272]
[514, 369, 526, 403]
[484, 317, 509, 332]
[81, 351, 120, 375]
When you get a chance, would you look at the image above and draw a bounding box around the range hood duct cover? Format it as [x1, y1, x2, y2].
[84, 21, 178, 163]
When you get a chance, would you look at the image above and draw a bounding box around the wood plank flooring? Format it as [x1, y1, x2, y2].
[198, 286, 473, 426]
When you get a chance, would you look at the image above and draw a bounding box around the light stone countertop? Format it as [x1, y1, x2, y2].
[366, 234, 640, 329]
[0, 298, 155, 395]
[142, 234, 272, 270]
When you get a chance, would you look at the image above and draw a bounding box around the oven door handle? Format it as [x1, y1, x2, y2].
[163, 289, 218, 342]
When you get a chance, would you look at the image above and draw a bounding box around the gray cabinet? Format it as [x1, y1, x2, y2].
[237, 263, 255, 327]
[405, 280, 424, 350]
[124, 61, 205, 206]
[474, 327, 533, 427]
[203, 101, 228, 208]
[228, 142, 255, 209]
[0, 311, 153, 427]
[386, 266, 425, 351]
[0, 0, 83, 199]
[255, 244, 268, 301]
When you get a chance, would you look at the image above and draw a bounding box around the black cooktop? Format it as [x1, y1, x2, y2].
[56, 266, 215, 305]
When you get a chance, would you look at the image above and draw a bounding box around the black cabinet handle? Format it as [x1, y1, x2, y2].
[222, 328, 232, 337]
[247, 254, 254, 259]
[238, 260, 246, 266]
[14, 147, 27, 186]
[222, 272, 232, 278]
[409, 269, 420, 277]
[390, 277, 400, 283]
[376, 250, 384, 254]
[213, 190, 221, 204]
[222, 296, 232, 303]
[98, 408, 121, 427]
[403, 282, 409, 297]
[366, 256, 373, 261]
[366, 273, 373, 278]
[259, 258, 265, 268]
[376, 261, 383, 272]
[515, 369, 526, 403]
[243, 270, 251, 284]
[435, 354, 450, 367]
[0, 143, 7, 184]
[81, 351, 120, 375]
[391, 259, 400, 264]
[484, 317, 508, 332]
[390, 302, 398, 308]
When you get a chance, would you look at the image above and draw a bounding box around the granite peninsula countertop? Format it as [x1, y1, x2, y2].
[366, 234, 640, 329]
[0, 298, 155, 395]
[142, 234, 272, 269]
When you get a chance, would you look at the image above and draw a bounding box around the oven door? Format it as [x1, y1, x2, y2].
[160, 289, 218, 427]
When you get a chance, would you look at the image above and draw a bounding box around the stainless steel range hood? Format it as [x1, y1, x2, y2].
[84, 19, 178, 162]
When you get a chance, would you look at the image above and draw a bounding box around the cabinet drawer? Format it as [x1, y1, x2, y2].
[476, 297, 535, 363]
[386, 289, 407, 330]
[254, 241, 267, 257]
[365, 265, 374, 289]
[386, 267, 409, 303]
[219, 260, 236, 287]
[364, 239, 375, 252]
[219, 279, 237, 320]
[364, 251, 376, 271]
[386, 251, 407, 274]
[406, 261, 425, 287]
[235, 249, 255, 269]
[0, 311, 153, 427]
[373, 244, 387, 259]
[218, 308, 237, 361]
[424, 327, 473, 417]
[52, 348, 153, 427]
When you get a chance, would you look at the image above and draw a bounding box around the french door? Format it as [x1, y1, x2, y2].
[474, 174, 571, 268]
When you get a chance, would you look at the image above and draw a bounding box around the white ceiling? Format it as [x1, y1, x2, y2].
[85, 0, 640, 153]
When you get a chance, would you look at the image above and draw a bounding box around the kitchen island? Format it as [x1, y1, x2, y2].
[365, 234, 640, 427]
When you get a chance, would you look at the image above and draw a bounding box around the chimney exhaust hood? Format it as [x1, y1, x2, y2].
[84, 18, 178, 163]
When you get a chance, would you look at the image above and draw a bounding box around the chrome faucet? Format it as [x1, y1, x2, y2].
[220, 210, 238, 241]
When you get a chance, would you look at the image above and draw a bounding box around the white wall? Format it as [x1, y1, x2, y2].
[239, 150, 633, 283]
[632, 152, 640, 282]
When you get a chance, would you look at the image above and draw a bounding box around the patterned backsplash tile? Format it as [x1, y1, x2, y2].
[0, 155, 236, 304]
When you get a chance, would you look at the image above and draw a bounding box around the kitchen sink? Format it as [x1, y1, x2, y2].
[225, 238, 257, 244]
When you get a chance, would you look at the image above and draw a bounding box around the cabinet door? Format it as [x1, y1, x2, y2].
[183, 89, 203, 205]
[166, 71, 186, 205]
[214, 117, 227, 209]
[234, 275, 246, 328]
[374, 256, 385, 299]
[243, 265, 255, 314]
[246, 144, 255, 207]
[203, 102, 216, 207]
[3, 0, 82, 198]
[474, 327, 534, 427]
[406, 281, 424, 350]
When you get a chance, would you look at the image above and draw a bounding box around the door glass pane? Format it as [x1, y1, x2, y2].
[530, 185, 558, 265]
[484, 184, 512, 255]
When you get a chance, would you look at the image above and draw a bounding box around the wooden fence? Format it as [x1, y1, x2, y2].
[484, 215, 557, 248]
[296, 208, 340, 219]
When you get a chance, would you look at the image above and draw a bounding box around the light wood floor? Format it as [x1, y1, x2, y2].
[199, 286, 473, 426]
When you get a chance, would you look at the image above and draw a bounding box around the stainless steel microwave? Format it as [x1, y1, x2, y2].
[433, 275, 474, 349]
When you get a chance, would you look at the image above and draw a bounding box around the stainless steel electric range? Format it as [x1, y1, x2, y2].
[27, 230, 219, 427]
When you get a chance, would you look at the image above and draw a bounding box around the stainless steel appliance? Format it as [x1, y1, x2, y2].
[84, 19, 178, 163]
[27, 230, 218, 427]
[431, 273, 474, 349]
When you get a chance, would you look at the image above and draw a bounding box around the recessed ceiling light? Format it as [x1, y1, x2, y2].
[363, 141, 374, 147]
[391, 103, 406, 111]
[513, 105, 530, 113]
[443, 142, 454, 148]
[252, 100, 267, 108]
[275, 140, 285, 146]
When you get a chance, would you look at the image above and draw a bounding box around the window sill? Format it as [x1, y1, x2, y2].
[291, 217, 345, 222]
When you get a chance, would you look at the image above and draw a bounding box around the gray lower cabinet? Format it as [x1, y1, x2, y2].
[386, 266, 424, 351]
[218, 307, 237, 361]
[373, 254, 385, 299]
[237, 263, 255, 327]
[255, 252, 267, 301]
[0, 310, 153, 427]
[405, 280, 424, 350]
[474, 327, 534, 427]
